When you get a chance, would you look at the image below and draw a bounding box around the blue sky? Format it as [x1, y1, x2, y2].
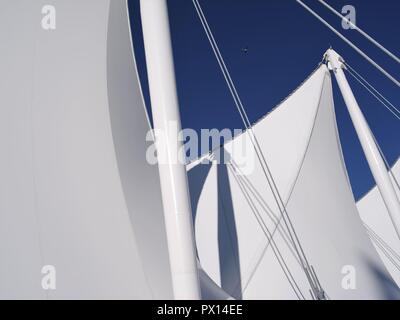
[128, 0, 400, 200]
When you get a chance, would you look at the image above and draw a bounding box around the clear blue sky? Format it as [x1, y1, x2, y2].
[128, 0, 400, 200]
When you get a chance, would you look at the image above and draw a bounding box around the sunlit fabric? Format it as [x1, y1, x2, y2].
[188, 65, 399, 299]
[0, 0, 174, 299]
[357, 160, 400, 288]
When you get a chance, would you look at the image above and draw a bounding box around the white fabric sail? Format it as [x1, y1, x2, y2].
[357, 159, 400, 288]
[188, 64, 399, 299]
[0, 0, 175, 299]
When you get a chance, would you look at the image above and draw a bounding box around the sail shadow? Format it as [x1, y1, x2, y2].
[217, 149, 243, 299]
[187, 161, 212, 222]
[363, 254, 400, 300]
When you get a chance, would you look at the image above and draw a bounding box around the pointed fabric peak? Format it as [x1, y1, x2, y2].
[188, 65, 398, 299]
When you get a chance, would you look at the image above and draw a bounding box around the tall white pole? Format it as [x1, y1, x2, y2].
[140, 0, 201, 299]
[325, 49, 400, 240]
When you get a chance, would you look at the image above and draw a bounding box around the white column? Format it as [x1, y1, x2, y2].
[140, 0, 201, 299]
[325, 49, 400, 240]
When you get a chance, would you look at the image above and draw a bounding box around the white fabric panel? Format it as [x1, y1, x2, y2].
[199, 266, 233, 300]
[188, 66, 327, 299]
[280, 74, 398, 299]
[357, 160, 400, 288]
[188, 65, 399, 299]
[0, 0, 173, 299]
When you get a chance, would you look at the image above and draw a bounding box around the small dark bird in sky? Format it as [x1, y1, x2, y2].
[241, 46, 249, 54]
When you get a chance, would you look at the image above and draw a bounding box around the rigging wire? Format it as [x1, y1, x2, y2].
[345, 62, 400, 117]
[299, 0, 400, 204]
[343, 67, 400, 202]
[296, 0, 400, 88]
[230, 161, 329, 300]
[364, 224, 400, 271]
[343, 62, 400, 121]
[230, 160, 301, 260]
[192, 0, 306, 274]
[345, 69, 400, 122]
[368, 233, 400, 272]
[345, 68, 400, 198]
[365, 223, 400, 263]
[370, 129, 400, 194]
[228, 163, 306, 299]
[317, 0, 400, 65]
[377, 146, 400, 194]
[341, 63, 400, 191]
[192, 0, 325, 299]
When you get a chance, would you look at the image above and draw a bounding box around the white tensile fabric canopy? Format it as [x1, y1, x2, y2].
[357, 160, 400, 288]
[1, 0, 398, 301]
[0, 0, 175, 299]
[187, 65, 400, 299]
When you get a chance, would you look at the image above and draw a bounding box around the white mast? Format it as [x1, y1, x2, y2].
[140, 0, 201, 299]
[325, 49, 400, 241]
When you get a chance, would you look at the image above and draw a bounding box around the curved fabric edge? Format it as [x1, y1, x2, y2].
[188, 65, 332, 299]
[188, 64, 399, 299]
[106, 0, 174, 299]
[0, 0, 173, 299]
[357, 159, 400, 288]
